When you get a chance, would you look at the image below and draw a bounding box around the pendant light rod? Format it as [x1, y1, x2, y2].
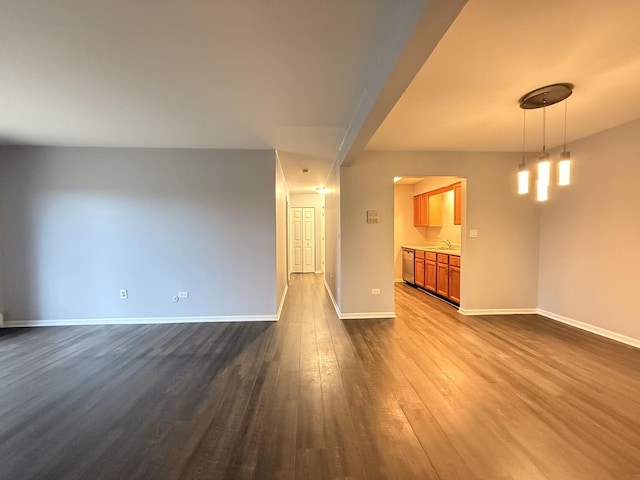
[542, 107, 546, 154]
[521, 109, 526, 164]
[563, 100, 568, 151]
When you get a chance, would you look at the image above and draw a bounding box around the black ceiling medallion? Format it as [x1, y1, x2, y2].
[519, 83, 573, 109]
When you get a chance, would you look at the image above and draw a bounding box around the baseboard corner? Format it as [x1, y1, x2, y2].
[277, 284, 289, 320]
[536, 309, 640, 349]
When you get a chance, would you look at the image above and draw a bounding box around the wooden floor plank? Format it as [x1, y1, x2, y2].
[0, 274, 639, 479]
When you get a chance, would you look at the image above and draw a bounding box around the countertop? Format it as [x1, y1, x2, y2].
[403, 245, 461, 256]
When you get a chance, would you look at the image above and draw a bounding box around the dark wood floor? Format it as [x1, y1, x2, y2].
[1, 275, 639, 479]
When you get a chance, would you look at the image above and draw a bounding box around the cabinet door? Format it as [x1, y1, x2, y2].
[427, 193, 442, 226]
[413, 195, 421, 226]
[419, 194, 428, 226]
[413, 194, 428, 226]
[425, 260, 437, 292]
[449, 265, 460, 304]
[415, 258, 425, 287]
[454, 183, 462, 225]
[437, 261, 449, 298]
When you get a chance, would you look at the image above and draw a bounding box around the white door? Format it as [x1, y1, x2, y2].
[290, 207, 315, 273]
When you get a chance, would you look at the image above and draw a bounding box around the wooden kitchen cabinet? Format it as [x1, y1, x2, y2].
[436, 254, 450, 298]
[425, 251, 437, 292]
[413, 193, 428, 226]
[412, 250, 460, 305]
[427, 193, 443, 227]
[415, 250, 425, 287]
[453, 183, 462, 225]
[415, 182, 462, 227]
[449, 255, 461, 303]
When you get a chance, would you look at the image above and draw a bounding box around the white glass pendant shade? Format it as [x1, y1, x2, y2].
[538, 155, 551, 186]
[518, 169, 529, 194]
[558, 152, 571, 186]
[536, 180, 549, 201]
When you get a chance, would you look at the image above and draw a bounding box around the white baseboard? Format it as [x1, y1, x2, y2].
[3, 314, 278, 328]
[459, 308, 538, 315]
[323, 280, 396, 320]
[394, 277, 404, 283]
[277, 284, 289, 320]
[460, 307, 639, 349]
[537, 309, 640, 349]
[324, 279, 341, 317]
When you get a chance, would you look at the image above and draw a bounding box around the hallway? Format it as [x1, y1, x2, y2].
[1, 274, 639, 479]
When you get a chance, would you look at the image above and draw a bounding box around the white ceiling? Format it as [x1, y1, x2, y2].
[1, 0, 448, 194]
[2, 1, 639, 195]
[0, 0, 403, 150]
[368, 0, 640, 152]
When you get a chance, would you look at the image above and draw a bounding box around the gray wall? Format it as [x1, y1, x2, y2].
[324, 163, 341, 306]
[0, 146, 278, 322]
[275, 155, 289, 315]
[339, 151, 540, 315]
[538, 119, 640, 340]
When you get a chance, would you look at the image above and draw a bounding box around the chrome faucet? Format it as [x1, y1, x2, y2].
[440, 239, 452, 249]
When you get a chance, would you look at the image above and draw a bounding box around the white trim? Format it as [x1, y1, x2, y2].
[394, 277, 404, 283]
[537, 309, 640, 349]
[458, 308, 538, 316]
[340, 311, 396, 320]
[3, 314, 278, 328]
[315, 270, 322, 274]
[323, 280, 396, 320]
[277, 284, 289, 320]
[324, 279, 341, 317]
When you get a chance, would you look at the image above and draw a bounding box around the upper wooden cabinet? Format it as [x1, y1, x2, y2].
[453, 183, 462, 225]
[427, 193, 442, 227]
[413, 181, 462, 227]
[413, 193, 428, 226]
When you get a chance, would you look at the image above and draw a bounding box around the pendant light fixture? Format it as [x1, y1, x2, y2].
[518, 83, 573, 201]
[518, 109, 530, 194]
[558, 100, 571, 186]
[537, 107, 551, 201]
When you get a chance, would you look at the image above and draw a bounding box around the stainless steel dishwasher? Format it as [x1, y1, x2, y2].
[402, 247, 415, 284]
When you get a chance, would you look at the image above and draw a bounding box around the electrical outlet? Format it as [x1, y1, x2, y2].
[120, 289, 128, 299]
[178, 291, 189, 299]
[469, 229, 479, 238]
[371, 288, 381, 295]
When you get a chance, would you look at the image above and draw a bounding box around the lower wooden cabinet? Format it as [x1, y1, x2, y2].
[436, 254, 450, 298]
[425, 252, 437, 292]
[415, 251, 460, 305]
[415, 250, 425, 288]
[449, 255, 461, 304]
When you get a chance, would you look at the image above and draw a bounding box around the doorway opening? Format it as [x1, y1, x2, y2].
[393, 176, 465, 309]
[288, 193, 325, 276]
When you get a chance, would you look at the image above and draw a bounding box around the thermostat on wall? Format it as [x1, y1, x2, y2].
[366, 210, 379, 224]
